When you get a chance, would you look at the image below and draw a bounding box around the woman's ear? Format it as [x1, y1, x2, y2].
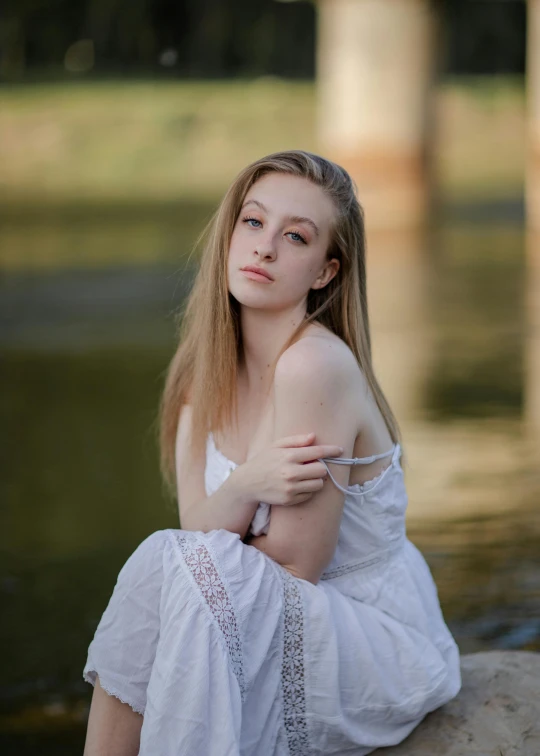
[312, 258, 340, 290]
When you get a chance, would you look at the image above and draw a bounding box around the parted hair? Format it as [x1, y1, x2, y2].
[158, 150, 403, 494]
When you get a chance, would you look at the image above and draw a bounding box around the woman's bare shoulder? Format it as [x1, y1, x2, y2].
[276, 323, 362, 386]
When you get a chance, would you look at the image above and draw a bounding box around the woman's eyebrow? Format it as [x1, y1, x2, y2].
[242, 199, 320, 237]
[289, 215, 320, 238]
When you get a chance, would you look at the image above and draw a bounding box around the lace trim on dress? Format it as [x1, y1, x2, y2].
[280, 571, 310, 755]
[320, 555, 386, 580]
[320, 540, 405, 581]
[172, 532, 246, 700]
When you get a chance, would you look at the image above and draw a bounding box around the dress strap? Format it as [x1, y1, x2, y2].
[318, 444, 400, 496]
[321, 447, 396, 466]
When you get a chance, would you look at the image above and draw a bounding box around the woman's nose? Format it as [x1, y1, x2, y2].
[255, 242, 276, 260]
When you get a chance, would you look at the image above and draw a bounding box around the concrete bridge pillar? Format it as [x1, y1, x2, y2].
[527, 0, 540, 230]
[526, 0, 540, 448]
[316, 0, 435, 231]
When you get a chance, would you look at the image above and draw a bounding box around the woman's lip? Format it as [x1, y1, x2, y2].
[240, 270, 274, 283]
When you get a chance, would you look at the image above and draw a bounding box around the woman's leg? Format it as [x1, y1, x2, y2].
[82, 531, 168, 753]
[83, 675, 143, 756]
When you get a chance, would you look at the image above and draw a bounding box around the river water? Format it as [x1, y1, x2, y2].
[1, 200, 538, 752]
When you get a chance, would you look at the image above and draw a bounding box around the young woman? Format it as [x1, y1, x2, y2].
[83, 150, 461, 755]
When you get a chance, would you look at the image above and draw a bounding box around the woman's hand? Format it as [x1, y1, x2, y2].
[231, 432, 343, 507]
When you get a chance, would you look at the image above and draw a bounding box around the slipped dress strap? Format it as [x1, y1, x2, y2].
[318, 444, 400, 496]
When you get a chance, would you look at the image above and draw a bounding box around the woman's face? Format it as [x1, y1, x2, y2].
[227, 172, 340, 312]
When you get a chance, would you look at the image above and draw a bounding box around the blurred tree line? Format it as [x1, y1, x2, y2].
[0, 0, 526, 82]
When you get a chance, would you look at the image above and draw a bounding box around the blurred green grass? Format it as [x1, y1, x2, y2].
[0, 76, 525, 206]
[0, 79, 316, 205]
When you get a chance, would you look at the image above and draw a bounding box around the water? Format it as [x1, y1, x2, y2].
[1, 202, 538, 751]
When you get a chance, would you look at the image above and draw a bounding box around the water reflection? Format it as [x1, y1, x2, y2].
[425, 222, 524, 420]
[1, 203, 538, 751]
[525, 229, 540, 446]
[0, 202, 214, 271]
[368, 228, 433, 424]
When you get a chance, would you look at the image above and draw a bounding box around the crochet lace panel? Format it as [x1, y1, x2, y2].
[281, 571, 309, 755]
[173, 532, 246, 699]
[173, 530, 310, 749]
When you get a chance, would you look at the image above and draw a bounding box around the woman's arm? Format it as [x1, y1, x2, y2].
[248, 338, 361, 584]
[175, 404, 261, 536]
[176, 402, 345, 538]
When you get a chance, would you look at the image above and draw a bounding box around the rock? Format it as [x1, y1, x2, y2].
[373, 651, 540, 756]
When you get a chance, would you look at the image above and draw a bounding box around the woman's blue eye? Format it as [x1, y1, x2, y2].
[243, 217, 262, 228]
[287, 232, 307, 244]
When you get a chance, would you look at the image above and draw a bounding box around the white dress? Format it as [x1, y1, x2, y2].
[83, 432, 461, 755]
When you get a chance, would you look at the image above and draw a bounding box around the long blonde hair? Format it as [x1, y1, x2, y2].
[158, 150, 403, 494]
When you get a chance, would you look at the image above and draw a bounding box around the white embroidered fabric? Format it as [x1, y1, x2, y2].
[82, 432, 461, 755]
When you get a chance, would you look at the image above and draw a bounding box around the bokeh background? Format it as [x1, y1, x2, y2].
[1, 0, 539, 752]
